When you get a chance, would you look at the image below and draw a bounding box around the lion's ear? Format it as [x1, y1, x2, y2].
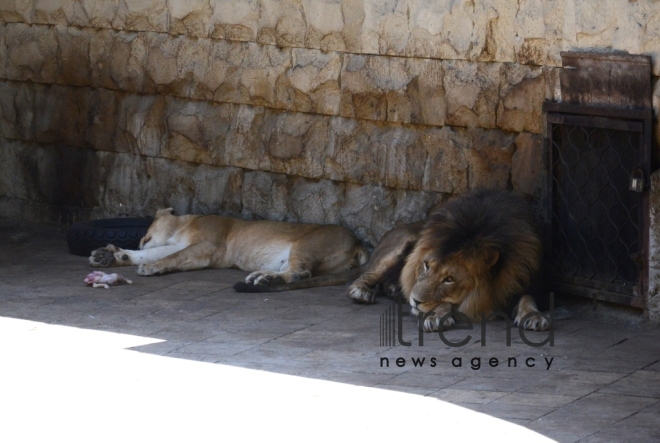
[484, 249, 500, 268]
[155, 207, 174, 219]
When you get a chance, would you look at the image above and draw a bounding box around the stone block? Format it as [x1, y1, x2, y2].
[324, 117, 425, 190]
[407, 0, 490, 60]
[285, 48, 341, 115]
[162, 99, 220, 165]
[302, 0, 347, 52]
[210, 0, 259, 41]
[648, 266, 660, 322]
[89, 29, 147, 91]
[114, 93, 165, 156]
[239, 170, 442, 246]
[339, 55, 386, 121]
[175, 37, 296, 104]
[340, 54, 445, 126]
[229, 42, 289, 108]
[498, 64, 546, 134]
[33, 0, 90, 27]
[0, 196, 58, 222]
[86, 88, 119, 152]
[263, 110, 328, 179]
[465, 128, 516, 190]
[56, 25, 92, 86]
[5, 23, 58, 83]
[510, 0, 557, 66]
[511, 132, 546, 220]
[217, 104, 266, 171]
[7, 82, 37, 141]
[420, 126, 470, 194]
[88, 28, 120, 89]
[240, 170, 290, 221]
[257, 0, 306, 47]
[648, 169, 660, 320]
[329, 182, 379, 246]
[114, 0, 168, 33]
[0, 139, 32, 200]
[33, 84, 90, 147]
[95, 151, 150, 215]
[511, 132, 544, 192]
[168, 0, 213, 38]
[0, 24, 6, 79]
[0, 139, 99, 208]
[142, 32, 183, 93]
[190, 164, 244, 216]
[0, 81, 20, 140]
[288, 176, 343, 225]
[96, 152, 244, 217]
[340, 182, 441, 248]
[654, 78, 660, 160]
[544, 66, 562, 103]
[444, 60, 501, 129]
[0, 0, 33, 22]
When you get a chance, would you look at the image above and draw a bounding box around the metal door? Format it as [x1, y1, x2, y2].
[545, 103, 652, 308]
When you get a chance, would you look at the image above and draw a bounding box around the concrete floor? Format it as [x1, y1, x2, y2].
[1, 219, 659, 442]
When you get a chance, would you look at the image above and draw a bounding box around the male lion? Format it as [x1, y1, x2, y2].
[347, 189, 549, 332]
[89, 208, 369, 285]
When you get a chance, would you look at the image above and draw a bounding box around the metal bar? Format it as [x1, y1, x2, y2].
[560, 51, 652, 66]
[551, 282, 643, 308]
[551, 273, 637, 296]
[546, 113, 643, 132]
[543, 102, 653, 120]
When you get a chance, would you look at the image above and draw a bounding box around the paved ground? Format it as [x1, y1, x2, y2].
[1, 219, 660, 442]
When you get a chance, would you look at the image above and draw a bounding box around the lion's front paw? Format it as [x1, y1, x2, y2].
[245, 271, 283, 286]
[137, 263, 164, 276]
[423, 313, 455, 332]
[89, 245, 130, 267]
[514, 312, 549, 331]
[347, 284, 376, 304]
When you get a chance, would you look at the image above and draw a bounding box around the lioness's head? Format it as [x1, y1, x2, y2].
[139, 208, 177, 249]
[400, 190, 542, 319]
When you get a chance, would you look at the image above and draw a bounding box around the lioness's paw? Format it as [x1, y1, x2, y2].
[347, 284, 375, 304]
[137, 263, 163, 276]
[246, 271, 283, 286]
[423, 314, 455, 332]
[89, 245, 130, 267]
[514, 312, 549, 331]
[290, 270, 312, 281]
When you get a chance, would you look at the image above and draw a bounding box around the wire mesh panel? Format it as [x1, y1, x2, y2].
[546, 105, 652, 307]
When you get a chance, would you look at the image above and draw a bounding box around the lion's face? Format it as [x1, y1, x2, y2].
[405, 249, 499, 314]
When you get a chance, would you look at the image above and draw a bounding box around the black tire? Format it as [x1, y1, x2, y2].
[67, 217, 154, 256]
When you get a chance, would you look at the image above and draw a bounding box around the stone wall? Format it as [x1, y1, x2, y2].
[0, 0, 659, 249]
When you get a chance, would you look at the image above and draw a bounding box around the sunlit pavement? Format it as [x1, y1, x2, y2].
[0, 317, 554, 442]
[1, 220, 659, 442]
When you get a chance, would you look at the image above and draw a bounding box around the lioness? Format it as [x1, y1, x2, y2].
[89, 208, 369, 284]
[347, 189, 550, 332]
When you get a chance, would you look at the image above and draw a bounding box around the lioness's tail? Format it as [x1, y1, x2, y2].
[233, 268, 363, 293]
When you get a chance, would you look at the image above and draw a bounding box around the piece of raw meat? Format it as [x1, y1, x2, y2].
[84, 271, 133, 289]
